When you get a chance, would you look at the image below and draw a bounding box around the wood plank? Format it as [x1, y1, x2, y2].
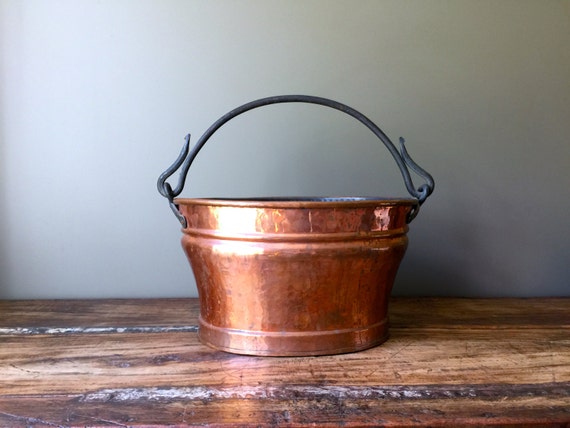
[1, 298, 568, 333]
[389, 297, 570, 329]
[0, 298, 200, 330]
[0, 298, 569, 426]
[1, 329, 568, 394]
[0, 387, 569, 427]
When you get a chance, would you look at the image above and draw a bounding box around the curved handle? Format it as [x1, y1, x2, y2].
[158, 95, 434, 226]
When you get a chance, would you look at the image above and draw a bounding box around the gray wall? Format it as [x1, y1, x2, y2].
[1, 0, 569, 299]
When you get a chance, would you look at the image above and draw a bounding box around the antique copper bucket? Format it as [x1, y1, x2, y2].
[158, 95, 434, 356]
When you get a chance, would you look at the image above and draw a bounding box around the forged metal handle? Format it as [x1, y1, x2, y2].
[157, 95, 434, 226]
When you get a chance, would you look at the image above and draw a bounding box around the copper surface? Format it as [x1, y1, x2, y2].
[177, 198, 416, 356]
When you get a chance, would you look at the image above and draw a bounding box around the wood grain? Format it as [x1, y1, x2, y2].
[0, 388, 569, 427]
[0, 298, 200, 329]
[0, 298, 569, 427]
[1, 297, 568, 332]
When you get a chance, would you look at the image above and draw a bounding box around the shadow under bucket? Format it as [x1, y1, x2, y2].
[158, 95, 434, 356]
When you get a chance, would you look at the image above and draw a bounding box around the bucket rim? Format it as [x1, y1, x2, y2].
[174, 196, 419, 209]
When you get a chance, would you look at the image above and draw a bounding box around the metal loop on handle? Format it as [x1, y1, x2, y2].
[157, 95, 434, 226]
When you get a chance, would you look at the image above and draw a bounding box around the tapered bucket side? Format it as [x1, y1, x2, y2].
[178, 198, 415, 356]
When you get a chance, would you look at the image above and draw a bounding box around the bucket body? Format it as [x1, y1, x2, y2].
[178, 197, 416, 356]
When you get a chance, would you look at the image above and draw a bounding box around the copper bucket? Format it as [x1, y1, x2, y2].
[158, 95, 434, 356]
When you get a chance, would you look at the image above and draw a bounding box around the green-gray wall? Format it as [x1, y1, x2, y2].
[1, 0, 568, 298]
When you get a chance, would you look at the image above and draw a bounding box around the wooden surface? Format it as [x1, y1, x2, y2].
[0, 298, 568, 427]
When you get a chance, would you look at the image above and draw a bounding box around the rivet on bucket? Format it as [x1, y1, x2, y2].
[158, 95, 434, 356]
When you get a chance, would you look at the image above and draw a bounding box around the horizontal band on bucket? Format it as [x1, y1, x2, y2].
[198, 316, 389, 356]
[182, 228, 410, 242]
[198, 316, 387, 338]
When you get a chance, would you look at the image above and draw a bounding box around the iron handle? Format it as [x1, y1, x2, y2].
[158, 95, 434, 226]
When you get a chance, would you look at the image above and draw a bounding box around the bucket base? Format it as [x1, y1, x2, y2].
[198, 316, 389, 357]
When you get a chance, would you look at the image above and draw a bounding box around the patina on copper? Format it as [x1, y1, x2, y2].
[177, 197, 416, 356]
[158, 95, 434, 356]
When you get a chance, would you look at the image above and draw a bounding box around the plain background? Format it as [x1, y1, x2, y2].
[1, 0, 568, 299]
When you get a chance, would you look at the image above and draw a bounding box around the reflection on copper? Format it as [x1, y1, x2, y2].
[177, 198, 416, 356]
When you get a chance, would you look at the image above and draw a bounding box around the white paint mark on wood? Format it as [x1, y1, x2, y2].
[0, 326, 198, 335]
[79, 383, 570, 403]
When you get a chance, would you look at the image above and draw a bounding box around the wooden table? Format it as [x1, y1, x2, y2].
[0, 298, 568, 427]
